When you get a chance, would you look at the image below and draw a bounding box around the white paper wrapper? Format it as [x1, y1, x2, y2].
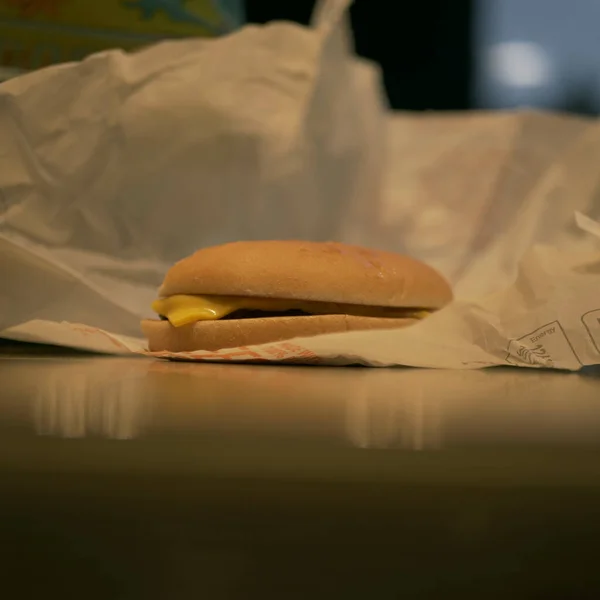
[1, 0, 600, 370]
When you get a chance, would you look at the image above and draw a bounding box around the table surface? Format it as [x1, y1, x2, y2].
[2, 340, 600, 599]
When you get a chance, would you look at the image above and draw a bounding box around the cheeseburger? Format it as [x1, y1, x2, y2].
[142, 240, 452, 353]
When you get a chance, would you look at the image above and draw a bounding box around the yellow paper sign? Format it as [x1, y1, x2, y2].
[0, 0, 242, 74]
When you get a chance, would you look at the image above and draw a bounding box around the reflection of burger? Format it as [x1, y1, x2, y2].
[145, 360, 352, 433]
[142, 240, 452, 353]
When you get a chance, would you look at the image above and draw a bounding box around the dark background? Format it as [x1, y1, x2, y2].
[246, 0, 473, 110]
[245, 0, 474, 111]
[245, 0, 600, 116]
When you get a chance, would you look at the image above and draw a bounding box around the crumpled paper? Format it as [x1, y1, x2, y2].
[1, 1, 600, 370]
[0, 0, 383, 337]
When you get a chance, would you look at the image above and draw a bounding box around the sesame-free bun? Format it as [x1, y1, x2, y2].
[142, 314, 417, 354]
[159, 240, 452, 309]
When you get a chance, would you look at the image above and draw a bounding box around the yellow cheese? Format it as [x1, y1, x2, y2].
[152, 295, 247, 327]
[152, 295, 431, 328]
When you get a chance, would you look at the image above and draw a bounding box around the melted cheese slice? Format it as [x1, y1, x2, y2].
[152, 295, 430, 328]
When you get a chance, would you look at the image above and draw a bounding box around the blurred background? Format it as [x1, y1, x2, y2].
[248, 0, 600, 116]
[1, 0, 598, 115]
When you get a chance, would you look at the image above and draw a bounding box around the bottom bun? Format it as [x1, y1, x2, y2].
[142, 314, 417, 353]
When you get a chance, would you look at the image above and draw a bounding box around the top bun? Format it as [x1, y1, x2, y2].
[159, 240, 453, 309]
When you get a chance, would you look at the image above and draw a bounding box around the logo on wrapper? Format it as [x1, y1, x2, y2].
[581, 309, 600, 356]
[505, 321, 582, 370]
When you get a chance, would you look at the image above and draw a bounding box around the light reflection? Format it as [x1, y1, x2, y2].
[345, 371, 443, 451]
[3, 353, 597, 448]
[30, 360, 153, 439]
[488, 41, 553, 88]
[344, 367, 600, 451]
